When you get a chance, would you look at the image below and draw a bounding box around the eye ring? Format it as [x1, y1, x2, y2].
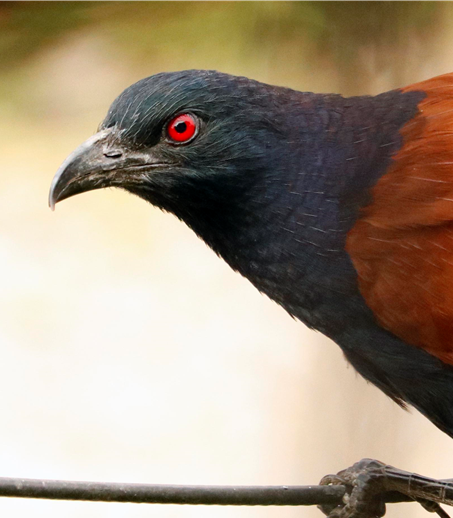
[166, 113, 198, 144]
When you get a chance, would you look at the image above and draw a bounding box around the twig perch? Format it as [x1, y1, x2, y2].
[1, 459, 453, 518]
[0, 477, 345, 505]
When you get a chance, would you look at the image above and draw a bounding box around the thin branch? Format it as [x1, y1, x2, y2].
[0, 476, 346, 506]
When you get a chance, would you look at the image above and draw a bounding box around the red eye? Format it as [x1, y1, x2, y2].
[167, 113, 198, 143]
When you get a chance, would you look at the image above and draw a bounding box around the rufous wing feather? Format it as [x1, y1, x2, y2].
[347, 73, 453, 365]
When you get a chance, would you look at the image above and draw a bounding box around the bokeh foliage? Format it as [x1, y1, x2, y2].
[0, 2, 441, 89]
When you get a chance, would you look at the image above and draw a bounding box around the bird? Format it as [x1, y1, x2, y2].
[49, 70, 453, 441]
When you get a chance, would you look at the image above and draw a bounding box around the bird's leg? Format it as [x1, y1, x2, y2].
[318, 458, 453, 518]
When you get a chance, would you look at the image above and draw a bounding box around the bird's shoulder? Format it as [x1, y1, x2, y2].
[347, 72, 453, 364]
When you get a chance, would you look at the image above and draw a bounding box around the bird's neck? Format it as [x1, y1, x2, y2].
[165, 88, 424, 335]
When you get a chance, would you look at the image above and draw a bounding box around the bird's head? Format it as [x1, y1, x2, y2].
[49, 71, 295, 249]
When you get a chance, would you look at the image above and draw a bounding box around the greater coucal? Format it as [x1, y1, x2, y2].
[49, 70, 453, 439]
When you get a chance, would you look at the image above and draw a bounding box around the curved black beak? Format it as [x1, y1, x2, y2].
[49, 129, 116, 210]
[49, 128, 163, 210]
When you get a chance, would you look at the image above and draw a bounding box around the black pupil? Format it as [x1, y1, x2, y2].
[175, 121, 187, 133]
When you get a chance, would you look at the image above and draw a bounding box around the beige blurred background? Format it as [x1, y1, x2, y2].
[1, 2, 453, 517]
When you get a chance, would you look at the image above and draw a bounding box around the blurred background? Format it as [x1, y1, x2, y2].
[0, 2, 452, 517]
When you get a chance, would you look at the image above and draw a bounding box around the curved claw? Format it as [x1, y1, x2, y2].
[318, 459, 452, 518]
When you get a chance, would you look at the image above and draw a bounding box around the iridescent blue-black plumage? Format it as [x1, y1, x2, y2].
[49, 70, 453, 437]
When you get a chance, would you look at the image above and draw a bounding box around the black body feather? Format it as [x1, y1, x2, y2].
[51, 70, 453, 437]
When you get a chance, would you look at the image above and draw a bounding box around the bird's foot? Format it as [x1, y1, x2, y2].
[318, 458, 451, 518]
[318, 459, 387, 518]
